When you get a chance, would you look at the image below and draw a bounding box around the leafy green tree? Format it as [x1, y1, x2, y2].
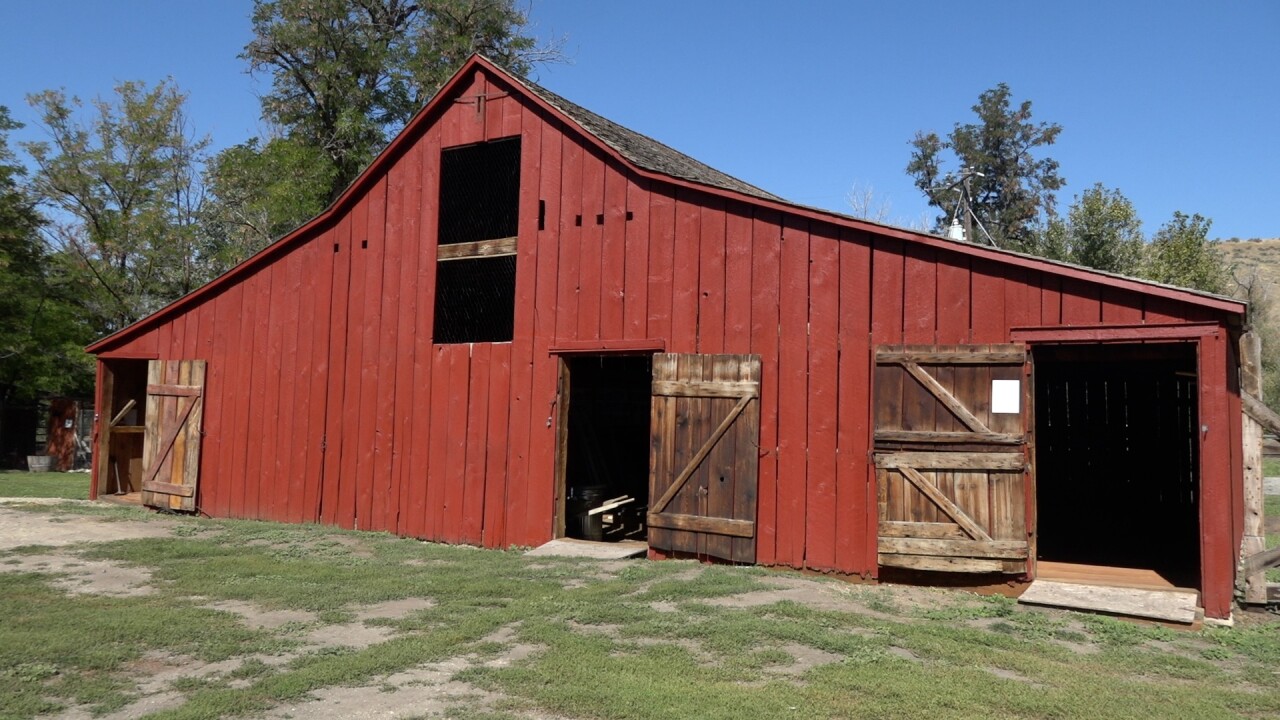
[1142, 211, 1228, 293]
[23, 80, 210, 333]
[199, 136, 335, 275]
[907, 83, 1065, 252]
[203, 0, 559, 269]
[245, 0, 545, 198]
[0, 107, 93, 404]
[1039, 183, 1144, 275]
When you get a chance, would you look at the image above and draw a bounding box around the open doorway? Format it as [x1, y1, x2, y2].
[97, 359, 149, 503]
[560, 355, 652, 543]
[1033, 343, 1200, 588]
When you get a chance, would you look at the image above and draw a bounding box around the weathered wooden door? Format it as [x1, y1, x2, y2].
[648, 354, 760, 563]
[142, 359, 206, 512]
[873, 345, 1029, 573]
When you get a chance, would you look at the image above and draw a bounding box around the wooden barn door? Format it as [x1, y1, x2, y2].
[141, 360, 206, 512]
[873, 345, 1029, 573]
[648, 354, 760, 563]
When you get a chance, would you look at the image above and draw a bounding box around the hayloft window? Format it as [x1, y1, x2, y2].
[434, 137, 521, 343]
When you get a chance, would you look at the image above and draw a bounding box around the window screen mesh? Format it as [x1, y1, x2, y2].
[434, 255, 517, 343]
[438, 137, 521, 245]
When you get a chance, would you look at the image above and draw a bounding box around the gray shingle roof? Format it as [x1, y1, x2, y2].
[511, 75, 783, 203]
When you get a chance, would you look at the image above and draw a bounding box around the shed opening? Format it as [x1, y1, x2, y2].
[560, 355, 652, 543]
[97, 359, 149, 502]
[1033, 343, 1200, 588]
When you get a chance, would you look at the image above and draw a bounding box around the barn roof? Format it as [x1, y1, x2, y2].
[511, 76, 783, 203]
[87, 55, 1243, 353]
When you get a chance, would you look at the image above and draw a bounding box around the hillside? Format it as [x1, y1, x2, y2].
[1216, 238, 1280, 294]
[1216, 238, 1280, 406]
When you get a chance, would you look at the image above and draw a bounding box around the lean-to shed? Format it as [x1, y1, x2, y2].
[88, 56, 1249, 619]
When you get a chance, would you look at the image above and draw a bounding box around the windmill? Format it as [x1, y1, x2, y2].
[930, 167, 998, 248]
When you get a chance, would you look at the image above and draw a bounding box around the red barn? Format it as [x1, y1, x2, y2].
[88, 56, 1248, 619]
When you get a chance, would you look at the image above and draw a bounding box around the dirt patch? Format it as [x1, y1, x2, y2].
[627, 563, 705, 595]
[621, 636, 716, 665]
[125, 651, 248, 694]
[887, 646, 923, 662]
[50, 690, 188, 720]
[0, 554, 154, 596]
[258, 638, 553, 720]
[567, 620, 623, 637]
[307, 621, 395, 649]
[704, 574, 865, 614]
[54, 652, 276, 720]
[767, 642, 845, 677]
[985, 666, 1044, 686]
[1055, 639, 1099, 655]
[354, 597, 435, 621]
[478, 624, 543, 668]
[205, 599, 318, 630]
[262, 656, 485, 720]
[0, 504, 173, 550]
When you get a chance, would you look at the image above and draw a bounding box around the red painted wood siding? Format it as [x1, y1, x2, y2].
[93, 64, 1242, 616]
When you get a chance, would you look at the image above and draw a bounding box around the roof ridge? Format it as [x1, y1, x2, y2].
[503, 71, 783, 203]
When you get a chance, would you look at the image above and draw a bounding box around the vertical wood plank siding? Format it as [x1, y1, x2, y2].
[91, 65, 1241, 617]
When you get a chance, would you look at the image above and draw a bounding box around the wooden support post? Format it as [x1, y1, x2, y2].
[1239, 331, 1267, 605]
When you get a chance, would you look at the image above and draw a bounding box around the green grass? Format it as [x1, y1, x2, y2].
[1263, 457, 1280, 477]
[3, 508, 1279, 720]
[0, 571, 289, 717]
[0, 470, 90, 499]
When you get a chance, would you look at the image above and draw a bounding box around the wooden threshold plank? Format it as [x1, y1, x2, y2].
[1035, 561, 1183, 591]
[1018, 580, 1200, 624]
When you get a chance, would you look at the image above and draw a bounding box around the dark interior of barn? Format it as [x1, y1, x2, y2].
[563, 355, 652, 542]
[1034, 343, 1200, 588]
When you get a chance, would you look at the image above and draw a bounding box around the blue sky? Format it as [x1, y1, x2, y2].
[3, 0, 1276, 239]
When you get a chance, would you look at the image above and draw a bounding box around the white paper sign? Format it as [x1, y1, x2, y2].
[991, 379, 1020, 414]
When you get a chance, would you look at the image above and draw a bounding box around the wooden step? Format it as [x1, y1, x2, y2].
[1018, 580, 1200, 624]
